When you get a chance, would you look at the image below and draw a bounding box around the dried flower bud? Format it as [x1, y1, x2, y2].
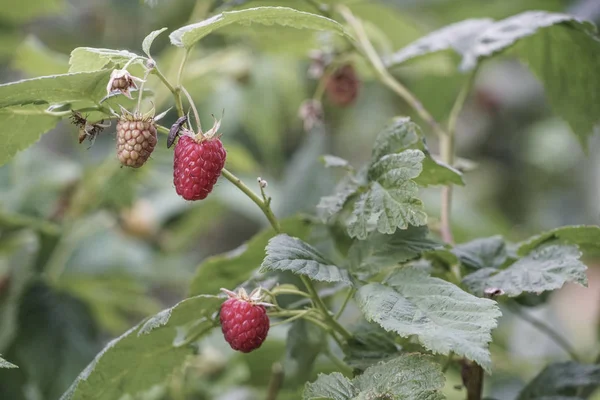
[298, 99, 324, 132]
[106, 69, 143, 99]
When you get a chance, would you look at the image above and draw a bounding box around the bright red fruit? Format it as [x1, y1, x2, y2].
[220, 288, 270, 353]
[173, 133, 226, 201]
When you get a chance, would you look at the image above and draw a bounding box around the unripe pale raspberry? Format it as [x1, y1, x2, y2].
[173, 134, 226, 201]
[116, 115, 157, 168]
[220, 288, 270, 353]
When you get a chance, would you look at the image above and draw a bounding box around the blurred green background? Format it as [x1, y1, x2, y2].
[0, 0, 599, 399]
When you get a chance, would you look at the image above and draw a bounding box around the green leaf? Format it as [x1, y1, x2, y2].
[142, 28, 167, 58]
[370, 117, 463, 187]
[463, 244, 587, 297]
[0, 356, 17, 369]
[304, 354, 445, 400]
[347, 181, 427, 240]
[356, 267, 501, 372]
[188, 216, 312, 296]
[317, 176, 360, 222]
[415, 155, 464, 187]
[0, 70, 111, 109]
[371, 117, 421, 161]
[368, 149, 424, 188]
[517, 361, 600, 400]
[0, 105, 60, 167]
[304, 372, 356, 400]
[518, 225, 600, 255]
[385, 19, 494, 67]
[69, 48, 140, 73]
[284, 319, 326, 386]
[453, 236, 508, 270]
[60, 295, 221, 400]
[348, 225, 441, 277]
[343, 319, 400, 371]
[260, 234, 351, 284]
[170, 6, 353, 48]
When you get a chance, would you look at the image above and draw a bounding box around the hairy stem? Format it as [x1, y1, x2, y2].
[302, 276, 353, 340]
[152, 66, 185, 118]
[506, 301, 580, 362]
[221, 168, 281, 232]
[335, 288, 356, 319]
[181, 85, 203, 133]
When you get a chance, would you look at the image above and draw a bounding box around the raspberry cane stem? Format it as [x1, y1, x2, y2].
[219, 167, 352, 341]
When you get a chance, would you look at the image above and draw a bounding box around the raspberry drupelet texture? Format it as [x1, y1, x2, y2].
[116, 116, 157, 168]
[173, 134, 226, 201]
[220, 297, 270, 353]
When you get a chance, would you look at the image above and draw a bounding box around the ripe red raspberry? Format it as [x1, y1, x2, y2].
[325, 64, 360, 106]
[219, 288, 271, 353]
[116, 111, 157, 168]
[173, 126, 226, 201]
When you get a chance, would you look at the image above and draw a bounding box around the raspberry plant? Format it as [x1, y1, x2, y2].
[0, 2, 600, 400]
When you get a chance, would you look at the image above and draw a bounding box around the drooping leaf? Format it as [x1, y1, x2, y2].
[343, 319, 400, 371]
[518, 225, 600, 255]
[2, 282, 101, 400]
[321, 155, 353, 171]
[68, 48, 140, 73]
[142, 28, 167, 58]
[356, 267, 501, 371]
[0, 356, 17, 369]
[260, 234, 351, 284]
[0, 105, 60, 167]
[517, 361, 600, 400]
[60, 295, 221, 400]
[463, 244, 587, 297]
[347, 181, 427, 240]
[0, 70, 111, 109]
[317, 176, 361, 222]
[0, 231, 38, 350]
[283, 319, 326, 387]
[304, 354, 445, 400]
[385, 19, 494, 67]
[188, 216, 312, 296]
[348, 225, 441, 277]
[387, 12, 600, 146]
[453, 235, 508, 270]
[170, 6, 353, 48]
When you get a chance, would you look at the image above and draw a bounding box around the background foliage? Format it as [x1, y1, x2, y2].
[0, 0, 599, 399]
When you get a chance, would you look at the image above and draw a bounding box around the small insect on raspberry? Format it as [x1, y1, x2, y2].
[115, 106, 158, 168]
[168, 115, 188, 149]
[70, 111, 110, 146]
[172, 115, 227, 201]
[219, 287, 273, 353]
[325, 64, 361, 106]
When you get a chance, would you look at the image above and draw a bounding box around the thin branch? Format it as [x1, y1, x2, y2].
[506, 301, 580, 362]
[335, 288, 356, 320]
[180, 85, 203, 133]
[440, 68, 478, 244]
[266, 363, 284, 400]
[338, 5, 447, 139]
